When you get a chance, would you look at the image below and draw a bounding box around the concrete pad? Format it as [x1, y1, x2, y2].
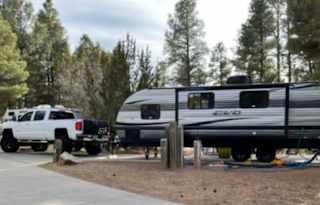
[0, 149, 181, 205]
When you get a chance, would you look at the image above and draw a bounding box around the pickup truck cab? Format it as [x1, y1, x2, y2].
[1, 106, 109, 156]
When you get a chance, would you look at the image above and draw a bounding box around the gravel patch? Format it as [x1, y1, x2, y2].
[43, 161, 320, 205]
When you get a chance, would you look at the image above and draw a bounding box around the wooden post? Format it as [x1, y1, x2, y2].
[168, 122, 176, 169]
[53, 139, 63, 163]
[166, 121, 184, 170]
[176, 125, 184, 169]
[193, 140, 202, 168]
[160, 138, 168, 168]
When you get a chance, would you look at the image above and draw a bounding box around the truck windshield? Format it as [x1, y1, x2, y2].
[49, 111, 75, 120]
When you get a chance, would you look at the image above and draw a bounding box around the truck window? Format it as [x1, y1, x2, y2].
[73, 111, 81, 119]
[240, 91, 269, 108]
[34, 111, 46, 121]
[19, 112, 33, 122]
[141, 104, 160, 120]
[49, 111, 75, 120]
[188, 93, 215, 109]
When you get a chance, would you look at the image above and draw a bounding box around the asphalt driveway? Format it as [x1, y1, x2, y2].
[0, 148, 181, 205]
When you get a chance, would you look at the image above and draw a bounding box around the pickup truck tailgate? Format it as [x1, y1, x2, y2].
[82, 120, 108, 135]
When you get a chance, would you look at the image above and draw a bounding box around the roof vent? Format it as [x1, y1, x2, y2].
[226, 75, 252, 85]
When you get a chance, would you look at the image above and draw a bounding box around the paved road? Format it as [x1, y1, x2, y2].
[0, 149, 181, 205]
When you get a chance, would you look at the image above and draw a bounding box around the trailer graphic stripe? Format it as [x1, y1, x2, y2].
[121, 100, 320, 111]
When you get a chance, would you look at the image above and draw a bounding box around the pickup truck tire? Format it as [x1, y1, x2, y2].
[85, 144, 101, 156]
[74, 144, 83, 152]
[31, 143, 48, 152]
[1, 130, 19, 153]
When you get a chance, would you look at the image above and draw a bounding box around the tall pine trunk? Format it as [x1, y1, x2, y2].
[276, 3, 281, 82]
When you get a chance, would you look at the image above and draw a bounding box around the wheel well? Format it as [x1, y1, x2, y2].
[54, 129, 69, 140]
[2, 129, 13, 136]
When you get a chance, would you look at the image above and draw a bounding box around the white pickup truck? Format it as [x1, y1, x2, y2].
[0, 106, 109, 155]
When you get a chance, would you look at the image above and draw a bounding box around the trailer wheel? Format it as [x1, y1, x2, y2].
[85, 144, 101, 156]
[256, 146, 276, 163]
[1, 130, 19, 153]
[31, 143, 48, 152]
[231, 147, 251, 162]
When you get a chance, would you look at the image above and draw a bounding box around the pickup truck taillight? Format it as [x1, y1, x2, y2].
[75, 121, 83, 131]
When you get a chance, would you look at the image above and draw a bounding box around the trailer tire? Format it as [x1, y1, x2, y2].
[85, 144, 101, 156]
[256, 146, 276, 163]
[231, 146, 251, 162]
[1, 130, 19, 153]
[31, 143, 48, 152]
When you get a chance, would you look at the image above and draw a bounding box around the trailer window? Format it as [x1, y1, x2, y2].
[34, 111, 46, 121]
[141, 104, 160, 120]
[188, 93, 215, 109]
[240, 91, 269, 108]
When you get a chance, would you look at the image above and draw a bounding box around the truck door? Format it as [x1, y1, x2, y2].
[14, 111, 34, 139]
[31, 110, 47, 140]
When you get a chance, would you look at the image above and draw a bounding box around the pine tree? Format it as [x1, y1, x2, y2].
[165, 0, 208, 86]
[136, 47, 154, 91]
[0, 16, 29, 112]
[153, 61, 168, 88]
[234, 0, 276, 82]
[106, 42, 131, 124]
[121, 34, 137, 94]
[283, 0, 294, 82]
[234, 22, 257, 80]
[288, 0, 320, 80]
[0, 0, 33, 57]
[73, 35, 104, 119]
[269, 0, 286, 82]
[209, 42, 231, 85]
[26, 0, 69, 106]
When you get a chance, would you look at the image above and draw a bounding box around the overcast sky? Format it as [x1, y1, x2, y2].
[30, 0, 251, 61]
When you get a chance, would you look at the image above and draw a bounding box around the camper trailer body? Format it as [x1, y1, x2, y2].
[116, 82, 320, 150]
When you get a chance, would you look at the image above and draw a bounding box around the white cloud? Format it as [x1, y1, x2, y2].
[30, 0, 250, 61]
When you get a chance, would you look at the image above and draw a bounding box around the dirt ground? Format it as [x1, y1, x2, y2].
[43, 160, 320, 205]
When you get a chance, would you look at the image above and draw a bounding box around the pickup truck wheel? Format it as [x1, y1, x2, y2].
[1, 131, 19, 153]
[85, 144, 101, 156]
[256, 146, 276, 163]
[231, 146, 251, 162]
[74, 144, 83, 152]
[31, 143, 48, 152]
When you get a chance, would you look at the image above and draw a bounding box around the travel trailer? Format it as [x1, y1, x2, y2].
[116, 77, 320, 162]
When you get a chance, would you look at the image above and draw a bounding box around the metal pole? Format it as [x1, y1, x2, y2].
[285, 85, 290, 137]
[175, 89, 179, 125]
[193, 140, 202, 168]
